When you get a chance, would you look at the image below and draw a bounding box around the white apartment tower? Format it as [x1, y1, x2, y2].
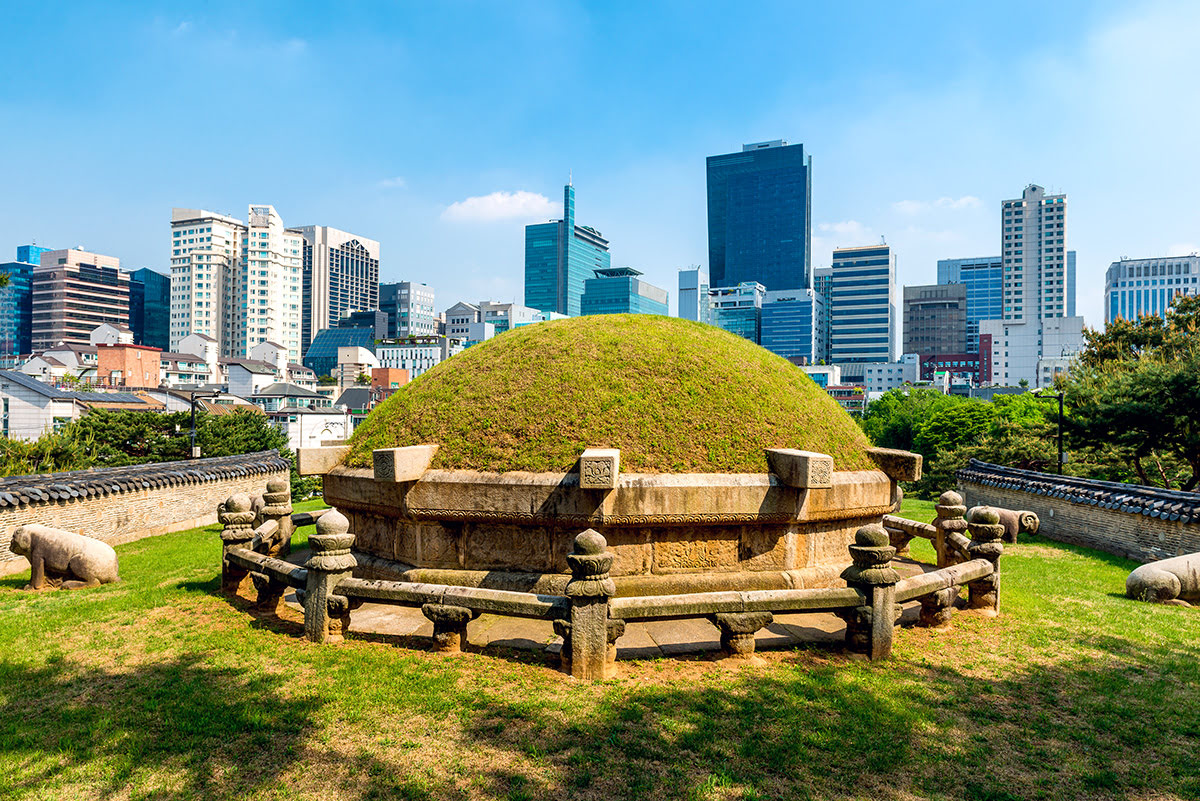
[292, 225, 381, 356]
[980, 185, 1084, 388]
[170, 205, 304, 362]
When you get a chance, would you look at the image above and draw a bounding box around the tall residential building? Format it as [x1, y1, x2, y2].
[293, 225, 380, 355]
[524, 182, 611, 317]
[169, 205, 304, 362]
[829, 245, 897, 364]
[813, 267, 833, 362]
[31, 248, 130, 352]
[708, 282, 766, 343]
[677, 266, 710, 324]
[0, 247, 38, 364]
[902, 283, 967, 356]
[706, 140, 812, 291]
[129, 267, 170, 351]
[936, 256, 1002, 353]
[760, 288, 825, 364]
[380, 281, 437, 339]
[1105, 255, 1200, 323]
[580, 267, 668, 316]
[980, 185, 1084, 387]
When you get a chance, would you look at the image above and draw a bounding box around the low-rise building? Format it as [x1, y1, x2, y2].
[0, 370, 164, 440]
[96, 343, 162, 388]
[268, 406, 352, 450]
[376, 335, 464, 380]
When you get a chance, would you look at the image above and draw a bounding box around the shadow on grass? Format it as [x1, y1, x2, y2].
[0, 654, 321, 799]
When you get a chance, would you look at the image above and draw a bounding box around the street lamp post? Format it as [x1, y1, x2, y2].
[1033, 389, 1065, 474]
[190, 390, 222, 459]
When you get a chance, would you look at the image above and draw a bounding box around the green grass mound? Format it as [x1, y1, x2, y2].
[343, 314, 874, 473]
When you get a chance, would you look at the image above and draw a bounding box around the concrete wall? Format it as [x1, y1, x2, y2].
[957, 459, 1200, 563]
[0, 450, 290, 574]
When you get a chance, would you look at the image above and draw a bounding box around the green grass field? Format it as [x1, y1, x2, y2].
[1, 497, 1198, 800]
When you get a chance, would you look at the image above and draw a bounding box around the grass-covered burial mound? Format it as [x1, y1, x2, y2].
[343, 314, 873, 474]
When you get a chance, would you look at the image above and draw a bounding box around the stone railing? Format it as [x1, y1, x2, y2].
[958, 459, 1200, 562]
[219, 487, 1007, 678]
[882, 490, 973, 568]
[0, 451, 291, 572]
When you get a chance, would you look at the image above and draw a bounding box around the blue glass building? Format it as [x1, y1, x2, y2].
[936, 256, 1003, 353]
[761, 288, 825, 363]
[830, 245, 896, 364]
[580, 267, 668, 316]
[524, 183, 610, 317]
[0, 254, 34, 365]
[707, 140, 812, 291]
[709, 282, 765, 343]
[129, 267, 170, 350]
[303, 326, 376, 377]
[16, 245, 50, 267]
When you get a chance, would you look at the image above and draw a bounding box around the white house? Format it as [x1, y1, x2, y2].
[89, 323, 135, 346]
[268, 406, 351, 451]
[0, 370, 83, 440]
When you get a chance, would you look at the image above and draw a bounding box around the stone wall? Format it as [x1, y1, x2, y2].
[0, 451, 291, 574]
[957, 459, 1200, 563]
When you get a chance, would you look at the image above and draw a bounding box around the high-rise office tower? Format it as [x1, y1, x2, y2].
[169, 205, 304, 361]
[129, 267, 170, 351]
[979, 185, 1084, 387]
[813, 266, 833, 362]
[379, 281, 437, 339]
[0, 247, 38, 364]
[1105, 255, 1200, 323]
[677, 266, 710, 324]
[760, 288, 825, 364]
[902, 284, 967, 356]
[708, 282, 766, 343]
[829, 245, 897, 363]
[31, 248, 130, 351]
[293, 225, 380, 355]
[580, 267, 668, 316]
[524, 182, 610, 317]
[706, 140, 812, 291]
[936, 256, 1002, 353]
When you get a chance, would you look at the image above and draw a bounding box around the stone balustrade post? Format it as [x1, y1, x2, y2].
[934, 491, 969, 568]
[838, 523, 901, 661]
[917, 587, 958, 628]
[710, 612, 774, 660]
[422, 604, 476, 653]
[259, 477, 294, 559]
[250, 571, 287, 615]
[967, 507, 1005, 616]
[219, 493, 257, 595]
[303, 508, 357, 644]
[564, 529, 616, 680]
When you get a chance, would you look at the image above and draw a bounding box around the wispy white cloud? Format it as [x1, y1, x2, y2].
[377, 176, 406, 189]
[172, 21, 192, 36]
[817, 220, 869, 237]
[892, 196, 982, 215]
[1167, 242, 1200, 257]
[441, 190, 559, 223]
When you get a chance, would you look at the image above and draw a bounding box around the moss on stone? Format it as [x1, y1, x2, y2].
[342, 314, 874, 474]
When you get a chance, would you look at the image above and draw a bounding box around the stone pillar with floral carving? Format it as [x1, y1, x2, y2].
[219, 493, 257, 595]
[838, 523, 901, 660]
[259, 477, 294, 559]
[967, 506, 1005, 616]
[564, 529, 615, 679]
[303, 508, 357, 643]
[934, 491, 969, 568]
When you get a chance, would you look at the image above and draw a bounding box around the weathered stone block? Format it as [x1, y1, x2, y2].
[765, 449, 833, 489]
[866, 447, 923, 482]
[296, 445, 351, 476]
[652, 530, 738, 573]
[579, 448, 620, 490]
[373, 444, 439, 483]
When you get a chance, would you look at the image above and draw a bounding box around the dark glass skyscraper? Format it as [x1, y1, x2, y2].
[129, 267, 171, 350]
[525, 183, 610, 317]
[707, 140, 812, 291]
[0, 255, 34, 365]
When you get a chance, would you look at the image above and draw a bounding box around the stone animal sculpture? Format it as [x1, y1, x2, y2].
[1126, 552, 1200, 606]
[9, 524, 120, 590]
[968, 505, 1039, 544]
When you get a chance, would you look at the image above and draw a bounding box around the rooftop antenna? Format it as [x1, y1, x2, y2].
[568, 169, 573, 187]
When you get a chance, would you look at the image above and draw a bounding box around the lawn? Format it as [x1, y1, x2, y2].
[1, 497, 1198, 800]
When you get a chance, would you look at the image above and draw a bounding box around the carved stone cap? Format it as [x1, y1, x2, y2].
[842, 523, 900, 586]
[565, 528, 616, 597]
[765, 449, 833, 489]
[374, 444, 439, 483]
[967, 507, 1006, 544]
[867, 447, 923, 482]
[579, 449, 620, 490]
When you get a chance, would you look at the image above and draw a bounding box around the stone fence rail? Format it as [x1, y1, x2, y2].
[220, 485, 1008, 678]
[0, 451, 291, 573]
[957, 459, 1200, 563]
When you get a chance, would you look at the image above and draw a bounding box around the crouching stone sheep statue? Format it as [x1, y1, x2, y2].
[1126, 553, 1200, 606]
[10, 524, 120, 590]
[968, 505, 1039, 544]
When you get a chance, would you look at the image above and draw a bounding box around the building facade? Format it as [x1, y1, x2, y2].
[677, 266, 710, 324]
[936, 256, 1002, 353]
[0, 250, 35, 365]
[829, 245, 896, 364]
[580, 267, 668, 316]
[129, 267, 170, 351]
[31, 248, 130, 352]
[902, 283, 967, 356]
[524, 182, 611, 317]
[708, 282, 765, 343]
[706, 140, 812, 291]
[760, 288, 825, 363]
[1104, 255, 1200, 323]
[376, 336, 464, 380]
[380, 281, 437, 339]
[294, 225, 380, 356]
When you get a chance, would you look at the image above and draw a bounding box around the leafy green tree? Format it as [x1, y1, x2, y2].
[860, 388, 960, 454]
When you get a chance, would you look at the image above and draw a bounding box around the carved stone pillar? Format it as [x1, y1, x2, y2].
[564, 529, 615, 680]
[422, 603, 475, 653]
[917, 587, 958, 628]
[303, 508, 357, 643]
[259, 477, 294, 559]
[219, 494, 257, 595]
[967, 507, 1005, 616]
[934, 491, 969, 568]
[710, 612, 774, 659]
[838, 523, 901, 661]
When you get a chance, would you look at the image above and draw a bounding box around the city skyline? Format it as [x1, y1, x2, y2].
[3, 2, 1200, 328]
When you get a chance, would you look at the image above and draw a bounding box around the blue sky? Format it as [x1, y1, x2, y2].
[3, 1, 1199, 325]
